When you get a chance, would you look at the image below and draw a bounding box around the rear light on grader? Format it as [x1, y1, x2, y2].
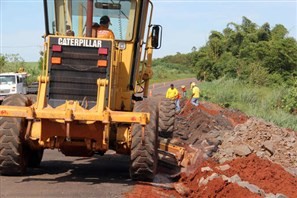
[97, 47, 108, 67]
[98, 47, 108, 55]
[97, 60, 107, 67]
[52, 45, 62, 52]
[51, 57, 62, 64]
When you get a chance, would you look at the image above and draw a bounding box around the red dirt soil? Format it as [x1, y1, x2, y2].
[180, 100, 248, 127]
[127, 154, 297, 198]
[219, 154, 297, 197]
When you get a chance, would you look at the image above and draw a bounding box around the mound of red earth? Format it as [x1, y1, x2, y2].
[127, 154, 297, 198]
[126, 100, 297, 198]
[213, 117, 297, 176]
[174, 154, 297, 198]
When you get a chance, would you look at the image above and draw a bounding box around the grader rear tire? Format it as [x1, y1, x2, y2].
[0, 94, 29, 175]
[158, 98, 176, 138]
[130, 99, 158, 181]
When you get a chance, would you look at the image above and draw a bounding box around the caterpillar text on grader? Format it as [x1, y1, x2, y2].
[0, 0, 198, 181]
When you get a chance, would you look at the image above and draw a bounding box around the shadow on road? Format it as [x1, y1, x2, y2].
[20, 153, 135, 186]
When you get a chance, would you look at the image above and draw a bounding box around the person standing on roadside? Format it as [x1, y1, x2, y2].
[166, 84, 180, 112]
[191, 83, 200, 106]
[181, 85, 186, 98]
[190, 81, 196, 90]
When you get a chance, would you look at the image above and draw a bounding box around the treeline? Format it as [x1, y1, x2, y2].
[154, 16, 297, 86]
[194, 16, 297, 86]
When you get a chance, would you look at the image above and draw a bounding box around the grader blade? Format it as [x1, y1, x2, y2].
[158, 138, 203, 177]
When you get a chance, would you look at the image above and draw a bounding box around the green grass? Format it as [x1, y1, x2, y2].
[151, 66, 195, 84]
[151, 73, 194, 84]
[199, 78, 297, 131]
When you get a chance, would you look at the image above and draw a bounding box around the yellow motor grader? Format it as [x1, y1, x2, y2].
[0, 0, 197, 181]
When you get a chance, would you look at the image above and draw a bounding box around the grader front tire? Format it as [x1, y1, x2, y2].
[130, 99, 158, 181]
[0, 94, 28, 175]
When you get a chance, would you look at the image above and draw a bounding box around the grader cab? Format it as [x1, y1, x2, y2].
[0, 0, 197, 181]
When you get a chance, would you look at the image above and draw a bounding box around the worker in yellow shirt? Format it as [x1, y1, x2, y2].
[166, 84, 180, 112]
[190, 81, 196, 89]
[191, 83, 200, 106]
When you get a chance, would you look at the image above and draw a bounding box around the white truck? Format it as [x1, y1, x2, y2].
[0, 72, 28, 102]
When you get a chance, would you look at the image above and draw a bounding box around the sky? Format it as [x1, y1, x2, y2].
[0, 0, 296, 62]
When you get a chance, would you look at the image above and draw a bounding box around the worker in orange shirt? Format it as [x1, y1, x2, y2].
[97, 15, 115, 39]
[91, 22, 100, 37]
[181, 85, 186, 98]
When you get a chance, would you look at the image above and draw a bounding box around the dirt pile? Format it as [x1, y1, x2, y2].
[175, 100, 297, 176]
[175, 154, 297, 198]
[175, 100, 248, 146]
[126, 100, 297, 198]
[127, 154, 297, 198]
[171, 100, 249, 162]
[213, 117, 297, 176]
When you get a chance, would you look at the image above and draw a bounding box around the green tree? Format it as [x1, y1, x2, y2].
[0, 54, 24, 73]
[154, 16, 297, 87]
[271, 24, 288, 39]
[0, 54, 7, 73]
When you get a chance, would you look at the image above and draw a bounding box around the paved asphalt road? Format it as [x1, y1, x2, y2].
[1, 150, 134, 198]
[0, 78, 197, 198]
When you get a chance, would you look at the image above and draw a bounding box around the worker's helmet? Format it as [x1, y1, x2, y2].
[100, 15, 112, 25]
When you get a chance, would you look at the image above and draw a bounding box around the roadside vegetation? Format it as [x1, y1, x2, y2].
[0, 54, 41, 84]
[151, 53, 194, 83]
[199, 79, 297, 130]
[152, 16, 297, 130]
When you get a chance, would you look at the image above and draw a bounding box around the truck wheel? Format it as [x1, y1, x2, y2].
[0, 94, 29, 175]
[130, 99, 158, 181]
[158, 98, 176, 138]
